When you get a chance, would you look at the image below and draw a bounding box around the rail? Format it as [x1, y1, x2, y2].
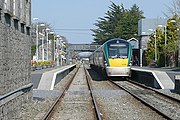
[84, 65, 102, 120]
[108, 79, 180, 120]
[42, 67, 79, 120]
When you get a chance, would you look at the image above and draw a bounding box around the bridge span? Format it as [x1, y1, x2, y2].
[66, 43, 100, 63]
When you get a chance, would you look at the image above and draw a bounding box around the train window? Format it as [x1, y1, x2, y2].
[108, 48, 118, 58]
[108, 44, 128, 58]
[119, 47, 128, 58]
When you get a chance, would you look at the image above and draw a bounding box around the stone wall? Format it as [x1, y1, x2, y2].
[0, 19, 32, 120]
[0, 0, 32, 119]
[0, 22, 31, 95]
[0, 20, 32, 120]
[0, 89, 32, 119]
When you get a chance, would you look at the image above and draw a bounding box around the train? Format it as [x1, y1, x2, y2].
[89, 38, 132, 77]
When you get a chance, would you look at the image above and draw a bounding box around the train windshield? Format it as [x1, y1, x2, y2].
[108, 44, 128, 58]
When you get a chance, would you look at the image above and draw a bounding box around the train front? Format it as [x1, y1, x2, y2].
[104, 38, 132, 77]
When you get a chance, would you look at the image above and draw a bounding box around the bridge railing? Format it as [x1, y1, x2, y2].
[67, 44, 100, 52]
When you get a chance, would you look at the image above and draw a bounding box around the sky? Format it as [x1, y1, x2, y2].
[32, 0, 172, 44]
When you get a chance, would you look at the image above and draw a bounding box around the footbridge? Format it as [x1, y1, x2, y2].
[66, 44, 100, 62]
[67, 44, 100, 52]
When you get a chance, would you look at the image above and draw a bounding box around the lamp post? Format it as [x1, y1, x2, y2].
[38, 24, 46, 62]
[63, 41, 67, 65]
[154, 30, 157, 63]
[41, 31, 45, 62]
[36, 24, 39, 62]
[56, 35, 60, 66]
[148, 28, 157, 63]
[158, 20, 176, 67]
[38, 32, 45, 61]
[164, 26, 167, 67]
[33, 18, 39, 62]
[158, 25, 167, 67]
[46, 28, 50, 61]
[33, 18, 45, 62]
[50, 32, 56, 61]
[59, 38, 64, 66]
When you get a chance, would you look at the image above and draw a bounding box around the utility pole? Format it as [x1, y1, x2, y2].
[56, 36, 59, 66]
[36, 24, 39, 62]
[46, 28, 50, 61]
[178, 28, 180, 66]
[154, 30, 157, 63]
[42, 30, 45, 62]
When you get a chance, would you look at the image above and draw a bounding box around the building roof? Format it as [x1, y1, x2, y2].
[138, 18, 167, 36]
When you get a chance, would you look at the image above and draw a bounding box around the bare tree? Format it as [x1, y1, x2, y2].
[165, 0, 180, 67]
[165, 0, 180, 17]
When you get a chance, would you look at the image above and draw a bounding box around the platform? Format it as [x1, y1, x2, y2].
[31, 64, 76, 90]
[38, 64, 76, 90]
[131, 67, 175, 89]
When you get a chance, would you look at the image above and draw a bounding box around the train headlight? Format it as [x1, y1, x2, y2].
[104, 61, 108, 66]
[129, 61, 132, 66]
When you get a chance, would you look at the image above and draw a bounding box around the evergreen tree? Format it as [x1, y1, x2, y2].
[92, 2, 144, 44]
[145, 17, 179, 67]
[166, 18, 179, 67]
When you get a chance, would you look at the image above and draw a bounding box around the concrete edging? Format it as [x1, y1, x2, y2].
[131, 67, 174, 89]
[37, 64, 76, 90]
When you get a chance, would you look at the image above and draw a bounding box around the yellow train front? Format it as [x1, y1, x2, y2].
[89, 38, 132, 77]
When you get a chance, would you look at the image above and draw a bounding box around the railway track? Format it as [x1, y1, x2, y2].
[109, 79, 180, 120]
[42, 65, 102, 120]
[87, 66, 167, 120]
[41, 66, 79, 120]
[41, 65, 180, 120]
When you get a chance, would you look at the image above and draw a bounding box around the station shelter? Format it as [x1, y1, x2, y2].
[128, 38, 139, 66]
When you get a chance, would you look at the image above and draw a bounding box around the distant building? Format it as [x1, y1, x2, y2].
[128, 38, 139, 49]
[138, 18, 167, 65]
[127, 38, 139, 65]
[138, 18, 167, 50]
[2, 0, 31, 34]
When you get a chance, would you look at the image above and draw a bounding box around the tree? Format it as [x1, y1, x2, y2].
[145, 34, 156, 66]
[92, 3, 126, 44]
[145, 28, 164, 66]
[165, 0, 180, 67]
[166, 18, 179, 67]
[118, 4, 144, 39]
[145, 17, 179, 67]
[165, 0, 180, 17]
[92, 2, 144, 44]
